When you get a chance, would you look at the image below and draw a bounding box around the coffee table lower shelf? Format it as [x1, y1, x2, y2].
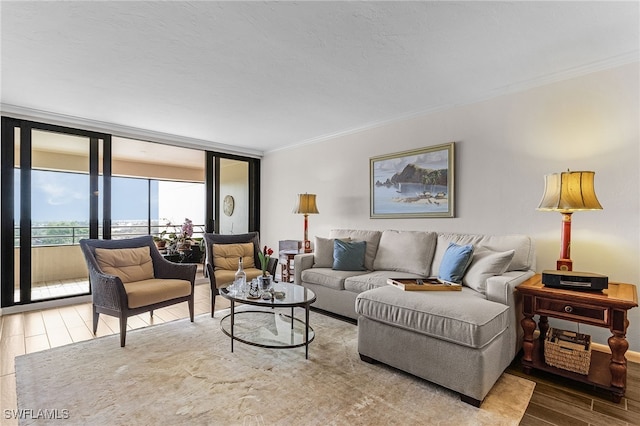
[523, 339, 623, 402]
[220, 310, 315, 357]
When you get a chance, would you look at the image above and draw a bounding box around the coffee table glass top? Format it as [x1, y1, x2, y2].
[220, 282, 316, 307]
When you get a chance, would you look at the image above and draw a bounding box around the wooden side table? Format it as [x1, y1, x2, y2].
[516, 274, 637, 402]
[279, 250, 302, 283]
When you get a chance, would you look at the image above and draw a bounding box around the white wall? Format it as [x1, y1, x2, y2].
[218, 159, 249, 234]
[261, 63, 640, 351]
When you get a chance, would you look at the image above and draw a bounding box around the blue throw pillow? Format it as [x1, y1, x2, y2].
[333, 239, 367, 271]
[438, 242, 474, 284]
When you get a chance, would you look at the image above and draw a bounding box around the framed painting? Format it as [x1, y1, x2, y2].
[370, 142, 455, 218]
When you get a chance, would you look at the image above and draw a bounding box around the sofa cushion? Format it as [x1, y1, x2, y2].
[373, 230, 437, 276]
[344, 270, 424, 293]
[123, 278, 191, 308]
[333, 239, 367, 271]
[355, 286, 509, 349]
[212, 242, 255, 270]
[95, 247, 154, 283]
[330, 229, 382, 271]
[301, 268, 369, 291]
[314, 236, 350, 268]
[463, 248, 515, 294]
[438, 242, 474, 284]
[432, 233, 535, 274]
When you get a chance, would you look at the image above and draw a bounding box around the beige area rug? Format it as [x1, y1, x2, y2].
[16, 308, 534, 426]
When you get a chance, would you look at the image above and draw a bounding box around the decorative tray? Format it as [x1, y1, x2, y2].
[387, 278, 462, 291]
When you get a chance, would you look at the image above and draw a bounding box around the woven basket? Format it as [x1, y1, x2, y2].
[544, 328, 591, 375]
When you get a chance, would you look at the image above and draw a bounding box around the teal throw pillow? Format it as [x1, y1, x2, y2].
[438, 242, 474, 284]
[333, 239, 367, 271]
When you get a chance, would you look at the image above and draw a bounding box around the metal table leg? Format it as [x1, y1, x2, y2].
[305, 303, 310, 359]
[230, 300, 235, 353]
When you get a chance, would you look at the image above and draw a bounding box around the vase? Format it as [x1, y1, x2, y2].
[258, 275, 272, 292]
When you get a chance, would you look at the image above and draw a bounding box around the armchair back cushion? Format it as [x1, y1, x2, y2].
[95, 247, 154, 283]
[212, 242, 256, 270]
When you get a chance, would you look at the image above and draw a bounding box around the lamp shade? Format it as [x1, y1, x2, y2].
[293, 193, 319, 215]
[537, 171, 603, 213]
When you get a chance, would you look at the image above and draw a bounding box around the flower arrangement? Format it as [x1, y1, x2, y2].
[181, 218, 193, 239]
[258, 245, 274, 277]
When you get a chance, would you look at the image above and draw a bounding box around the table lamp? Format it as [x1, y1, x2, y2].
[537, 170, 603, 271]
[293, 193, 319, 253]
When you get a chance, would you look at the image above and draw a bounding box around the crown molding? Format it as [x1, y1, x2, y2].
[267, 53, 639, 154]
[0, 104, 263, 159]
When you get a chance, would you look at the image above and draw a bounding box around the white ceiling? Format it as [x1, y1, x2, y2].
[1, 1, 638, 156]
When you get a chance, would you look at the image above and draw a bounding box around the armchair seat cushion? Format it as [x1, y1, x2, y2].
[213, 268, 264, 289]
[123, 278, 192, 309]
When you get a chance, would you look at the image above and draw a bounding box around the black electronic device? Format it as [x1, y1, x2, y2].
[541, 270, 608, 291]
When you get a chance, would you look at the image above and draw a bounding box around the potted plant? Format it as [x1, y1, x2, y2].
[258, 246, 274, 290]
[153, 231, 167, 250]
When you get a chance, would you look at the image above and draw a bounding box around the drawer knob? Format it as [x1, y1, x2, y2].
[564, 305, 573, 313]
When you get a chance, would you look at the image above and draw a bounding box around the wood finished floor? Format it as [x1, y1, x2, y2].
[1, 281, 638, 426]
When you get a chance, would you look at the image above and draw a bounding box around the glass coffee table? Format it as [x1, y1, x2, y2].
[219, 283, 317, 359]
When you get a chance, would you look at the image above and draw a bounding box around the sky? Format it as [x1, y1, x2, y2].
[16, 169, 204, 226]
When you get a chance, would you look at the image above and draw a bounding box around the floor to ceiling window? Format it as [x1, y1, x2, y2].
[110, 137, 206, 240]
[1, 119, 106, 306]
[1, 118, 261, 310]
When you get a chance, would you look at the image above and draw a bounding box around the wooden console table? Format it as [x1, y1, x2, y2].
[516, 274, 637, 402]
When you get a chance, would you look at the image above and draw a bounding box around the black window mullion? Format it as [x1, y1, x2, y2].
[148, 179, 152, 236]
[102, 136, 112, 239]
[1, 118, 17, 307]
[20, 124, 32, 304]
[205, 152, 215, 233]
[89, 138, 99, 239]
[213, 156, 221, 234]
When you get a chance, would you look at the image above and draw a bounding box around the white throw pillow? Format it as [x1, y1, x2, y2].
[314, 236, 350, 268]
[462, 247, 515, 294]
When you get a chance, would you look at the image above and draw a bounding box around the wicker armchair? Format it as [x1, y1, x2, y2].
[79, 236, 197, 347]
[204, 232, 278, 317]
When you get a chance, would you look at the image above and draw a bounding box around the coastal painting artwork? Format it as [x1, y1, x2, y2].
[370, 143, 455, 218]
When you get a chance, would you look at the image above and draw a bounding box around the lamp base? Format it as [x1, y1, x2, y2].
[304, 240, 312, 253]
[557, 259, 572, 271]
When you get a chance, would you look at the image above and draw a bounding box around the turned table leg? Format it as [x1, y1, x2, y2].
[608, 313, 630, 402]
[538, 315, 549, 342]
[521, 313, 537, 373]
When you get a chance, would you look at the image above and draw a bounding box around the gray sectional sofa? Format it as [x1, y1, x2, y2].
[294, 229, 535, 405]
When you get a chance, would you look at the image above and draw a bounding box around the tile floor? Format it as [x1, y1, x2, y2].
[2, 276, 639, 426]
[0, 275, 226, 426]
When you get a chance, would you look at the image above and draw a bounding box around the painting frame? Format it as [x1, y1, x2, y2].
[370, 142, 455, 218]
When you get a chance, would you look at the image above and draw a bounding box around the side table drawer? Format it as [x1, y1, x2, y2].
[535, 297, 609, 326]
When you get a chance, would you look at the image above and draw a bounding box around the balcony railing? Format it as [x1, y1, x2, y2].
[14, 224, 205, 247]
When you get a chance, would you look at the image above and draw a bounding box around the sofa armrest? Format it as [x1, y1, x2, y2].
[486, 270, 535, 355]
[485, 270, 535, 307]
[294, 253, 315, 284]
